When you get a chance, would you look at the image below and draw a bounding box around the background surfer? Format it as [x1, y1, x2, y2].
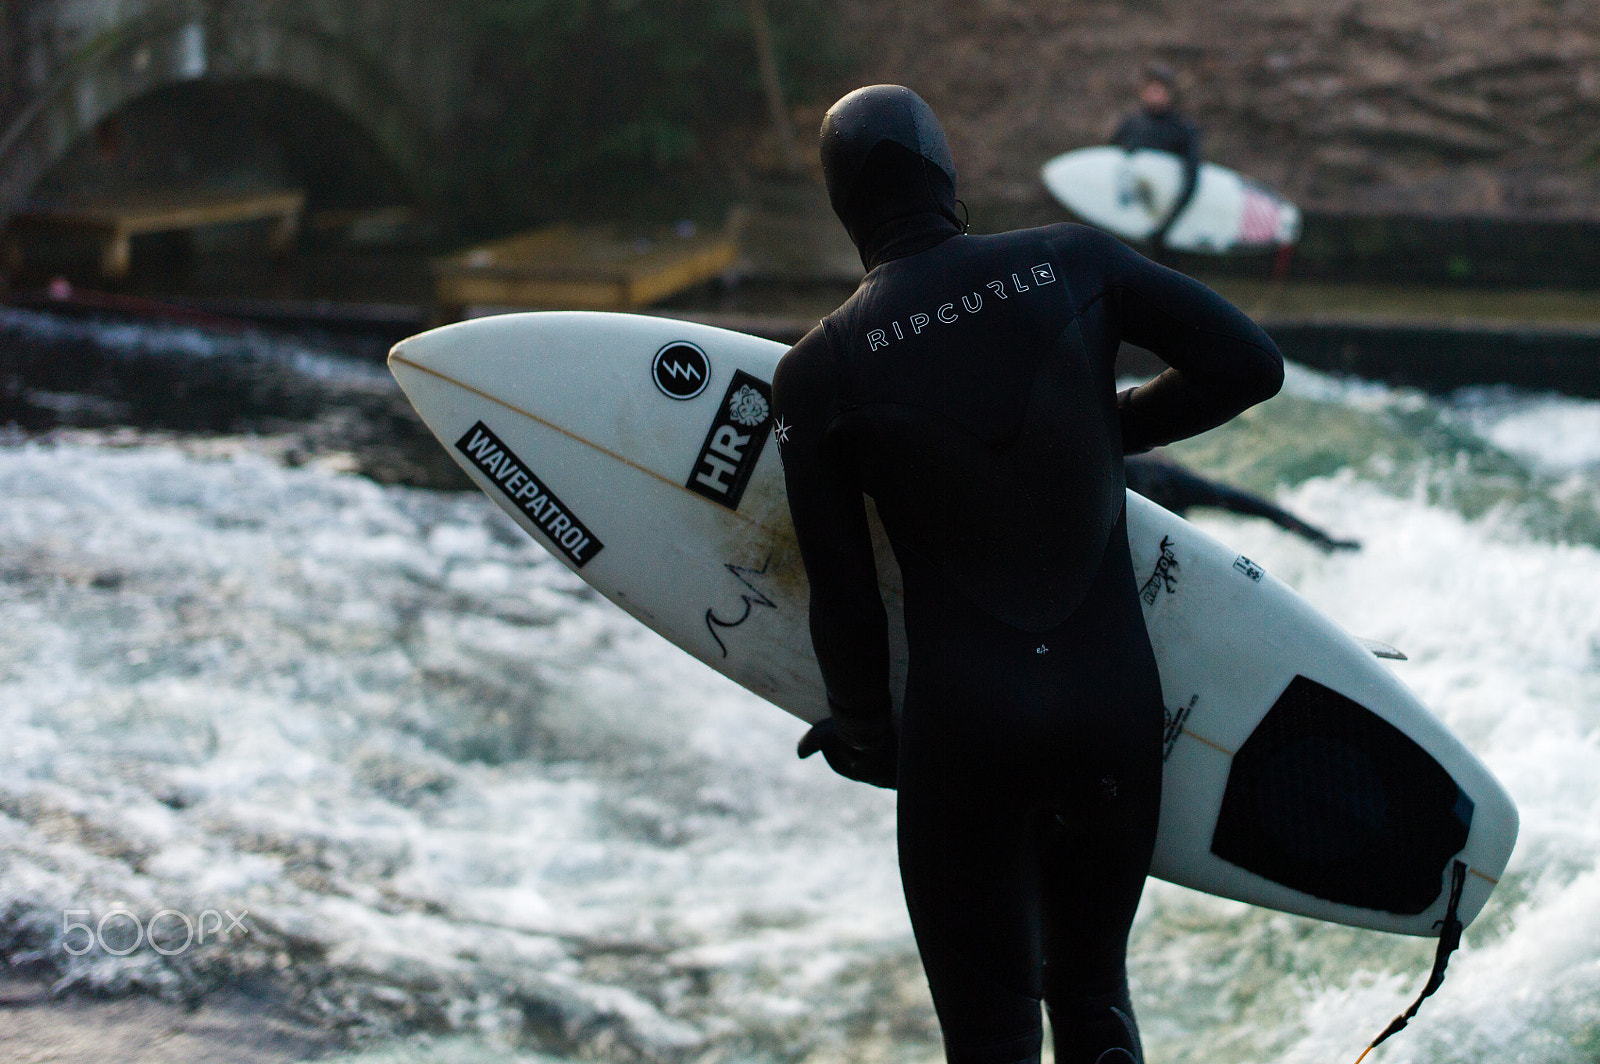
[772, 85, 1282, 1064]
[1111, 63, 1203, 259]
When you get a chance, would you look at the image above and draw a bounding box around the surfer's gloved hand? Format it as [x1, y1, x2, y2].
[798, 712, 898, 789]
[1116, 387, 1155, 455]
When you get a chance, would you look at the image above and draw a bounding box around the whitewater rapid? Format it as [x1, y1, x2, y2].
[0, 315, 1596, 1064]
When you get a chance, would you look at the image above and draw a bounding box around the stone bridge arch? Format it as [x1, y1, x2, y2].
[0, 1, 460, 225]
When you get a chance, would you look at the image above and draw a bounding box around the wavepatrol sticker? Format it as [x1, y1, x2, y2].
[687, 370, 773, 510]
[1232, 555, 1264, 582]
[456, 421, 603, 567]
[652, 341, 710, 400]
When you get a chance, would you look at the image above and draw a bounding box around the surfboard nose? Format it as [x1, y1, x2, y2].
[389, 318, 493, 400]
[388, 321, 450, 372]
[389, 316, 499, 380]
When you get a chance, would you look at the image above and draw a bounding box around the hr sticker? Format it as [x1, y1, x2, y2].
[686, 370, 773, 510]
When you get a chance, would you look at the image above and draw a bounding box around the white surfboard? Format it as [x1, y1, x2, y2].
[389, 311, 1515, 937]
[1041, 146, 1300, 253]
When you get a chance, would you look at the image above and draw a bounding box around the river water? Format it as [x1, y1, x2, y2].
[0, 307, 1596, 1064]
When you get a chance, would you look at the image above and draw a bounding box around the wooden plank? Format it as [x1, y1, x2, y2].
[438, 224, 578, 271]
[435, 273, 630, 310]
[19, 189, 304, 235]
[8, 189, 305, 278]
[432, 222, 739, 316]
[626, 239, 738, 305]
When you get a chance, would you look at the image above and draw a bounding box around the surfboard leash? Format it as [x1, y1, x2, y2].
[1350, 858, 1469, 1064]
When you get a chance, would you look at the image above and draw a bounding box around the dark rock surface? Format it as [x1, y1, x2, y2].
[832, 0, 1600, 222]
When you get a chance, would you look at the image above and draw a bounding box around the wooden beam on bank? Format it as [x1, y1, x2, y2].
[431, 222, 739, 322]
[4, 188, 306, 279]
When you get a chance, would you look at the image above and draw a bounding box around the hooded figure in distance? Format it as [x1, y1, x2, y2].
[1112, 63, 1203, 258]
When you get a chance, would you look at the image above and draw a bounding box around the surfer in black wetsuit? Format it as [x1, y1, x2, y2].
[1111, 63, 1202, 260]
[1125, 453, 1361, 552]
[772, 85, 1282, 1064]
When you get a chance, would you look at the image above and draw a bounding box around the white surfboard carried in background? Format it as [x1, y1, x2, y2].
[389, 310, 1515, 938]
[1041, 146, 1301, 253]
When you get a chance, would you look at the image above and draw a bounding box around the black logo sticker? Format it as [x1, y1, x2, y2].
[456, 421, 603, 567]
[1232, 555, 1264, 582]
[686, 370, 773, 510]
[652, 341, 710, 400]
[1140, 535, 1180, 605]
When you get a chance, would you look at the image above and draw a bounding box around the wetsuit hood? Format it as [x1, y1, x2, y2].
[820, 85, 963, 270]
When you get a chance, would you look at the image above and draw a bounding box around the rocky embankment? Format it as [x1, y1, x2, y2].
[831, 0, 1600, 222]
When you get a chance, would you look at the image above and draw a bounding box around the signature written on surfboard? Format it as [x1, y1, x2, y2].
[1140, 535, 1180, 605]
[456, 421, 604, 567]
[705, 558, 777, 658]
[1162, 694, 1198, 761]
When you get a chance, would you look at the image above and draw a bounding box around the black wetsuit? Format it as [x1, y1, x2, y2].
[1111, 108, 1202, 253]
[776, 86, 1283, 1064]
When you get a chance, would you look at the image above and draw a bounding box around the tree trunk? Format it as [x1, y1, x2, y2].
[746, 0, 803, 174]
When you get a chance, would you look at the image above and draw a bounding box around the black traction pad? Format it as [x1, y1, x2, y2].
[1212, 675, 1473, 914]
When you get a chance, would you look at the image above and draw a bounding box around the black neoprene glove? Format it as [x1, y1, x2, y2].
[1117, 386, 1155, 455]
[797, 717, 898, 789]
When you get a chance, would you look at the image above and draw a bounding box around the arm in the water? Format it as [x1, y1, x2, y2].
[772, 326, 897, 785]
[1098, 231, 1285, 452]
[1125, 454, 1361, 552]
[1203, 481, 1361, 551]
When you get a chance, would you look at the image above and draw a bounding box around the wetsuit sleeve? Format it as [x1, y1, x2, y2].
[1111, 114, 1137, 150]
[1157, 119, 1202, 239]
[1094, 231, 1284, 452]
[772, 327, 893, 748]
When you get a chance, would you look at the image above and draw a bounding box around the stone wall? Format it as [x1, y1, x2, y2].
[0, 0, 473, 222]
[834, 0, 1600, 222]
